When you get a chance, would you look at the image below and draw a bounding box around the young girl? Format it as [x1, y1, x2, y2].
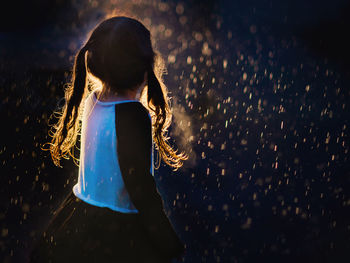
[29, 16, 188, 263]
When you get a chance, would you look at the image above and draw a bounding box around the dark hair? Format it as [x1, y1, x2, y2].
[47, 16, 188, 170]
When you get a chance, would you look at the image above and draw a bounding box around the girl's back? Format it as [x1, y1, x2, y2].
[73, 90, 148, 214]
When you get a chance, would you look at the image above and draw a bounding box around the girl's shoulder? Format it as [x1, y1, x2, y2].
[114, 100, 151, 122]
[84, 89, 151, 122]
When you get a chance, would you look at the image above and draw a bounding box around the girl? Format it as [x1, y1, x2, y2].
[29, 16, 188, 263]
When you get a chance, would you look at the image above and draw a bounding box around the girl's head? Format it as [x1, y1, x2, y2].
[48, 16, 188, 170]
[86, 16, 153, 94]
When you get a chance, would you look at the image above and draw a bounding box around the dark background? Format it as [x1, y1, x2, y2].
[1, 0, 349, 262]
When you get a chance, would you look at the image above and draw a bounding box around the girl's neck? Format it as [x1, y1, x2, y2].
[98, 81, 146, 102]
[98, 87, 137, 102]
[97, 76, 147, 102]
[96, 72, 148, 102]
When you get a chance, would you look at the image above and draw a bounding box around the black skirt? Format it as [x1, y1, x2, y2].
[29, 191, 172, 263]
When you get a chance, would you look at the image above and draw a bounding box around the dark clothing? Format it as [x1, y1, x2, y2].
[29, 100, 184, 262]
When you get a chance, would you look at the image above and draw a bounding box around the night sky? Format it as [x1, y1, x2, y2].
[1, 0, 349, 262]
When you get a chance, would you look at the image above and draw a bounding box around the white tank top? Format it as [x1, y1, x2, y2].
[72, 90, 154, 213]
